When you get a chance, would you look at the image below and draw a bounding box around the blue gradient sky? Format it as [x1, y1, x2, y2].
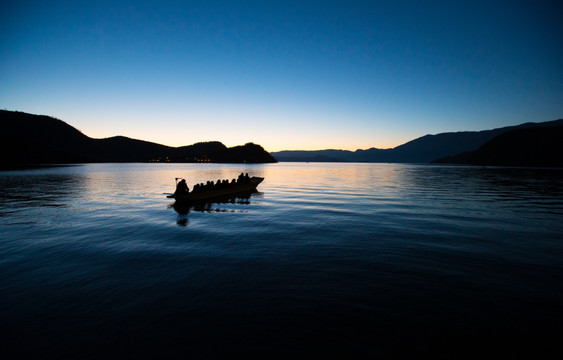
[2, 0, 562, 151]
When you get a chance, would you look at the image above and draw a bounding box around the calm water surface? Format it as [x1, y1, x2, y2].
[1, 163, 562, 358]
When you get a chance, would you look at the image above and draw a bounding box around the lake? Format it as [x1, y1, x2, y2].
[1, 163, 562, 358]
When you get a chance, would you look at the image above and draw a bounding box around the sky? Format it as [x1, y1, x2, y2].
[1, 0, 562, 152]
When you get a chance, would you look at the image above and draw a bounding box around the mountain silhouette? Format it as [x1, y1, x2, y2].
[3, 110, 561, 169]
[433, 125, 563, 167]
[271, 119, 563, 164]
[0, 110, 276, 169]
[211, 142, 279, 163]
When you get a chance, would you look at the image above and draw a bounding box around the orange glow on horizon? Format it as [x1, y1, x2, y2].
[82, 125, 407, 153]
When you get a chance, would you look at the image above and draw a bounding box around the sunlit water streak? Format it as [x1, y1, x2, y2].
[1, 163, 562, 358]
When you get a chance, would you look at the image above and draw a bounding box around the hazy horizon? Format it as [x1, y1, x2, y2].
[2, 1, 562, 152]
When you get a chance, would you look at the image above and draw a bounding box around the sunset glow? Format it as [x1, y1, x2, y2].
[1, 1, 561, 152]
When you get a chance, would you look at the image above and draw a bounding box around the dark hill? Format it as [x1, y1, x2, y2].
[1, 110, 95, 166]
[173, 142, 227, 162]
[433, 125, 563, 167]
[0, 110, 276, 169]
[389, 119, 562, 163]
[271, 119, 563, 163]
[212, 143, 278, 163]
[88, 136, 175, 162]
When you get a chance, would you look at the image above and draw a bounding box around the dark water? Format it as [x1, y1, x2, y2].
[1, 163, 562, 358]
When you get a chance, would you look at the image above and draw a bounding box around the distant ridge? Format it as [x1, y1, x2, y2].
[272, 119, 563, 164]
[0, 110, 276, 169]
[433, 125, 563, 167]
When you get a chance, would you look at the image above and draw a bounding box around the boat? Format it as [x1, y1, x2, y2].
[167, 176, 264, 203]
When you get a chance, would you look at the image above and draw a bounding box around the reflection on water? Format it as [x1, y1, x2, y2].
[170, 191, 259, 226]
[0, 172, 86, 225]
[1, 163, 562, 357]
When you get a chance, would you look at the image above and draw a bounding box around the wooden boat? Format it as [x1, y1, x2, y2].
[167, 176, 264, 203]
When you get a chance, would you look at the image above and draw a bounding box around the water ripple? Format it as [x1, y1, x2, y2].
[1, 163, 562, 357]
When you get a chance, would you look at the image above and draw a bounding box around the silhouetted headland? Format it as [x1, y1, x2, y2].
[272, 119, 563, 165]
[0, 110, 277, 169]
[433, 125, 563, 167]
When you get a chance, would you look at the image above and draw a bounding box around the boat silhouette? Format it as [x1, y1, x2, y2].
[167, 176, 264, 203]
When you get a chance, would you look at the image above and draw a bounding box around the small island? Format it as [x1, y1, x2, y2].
[0, 110, 277, 169]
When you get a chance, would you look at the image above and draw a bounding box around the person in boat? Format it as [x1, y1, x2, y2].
[238, 172, 244, 183]
[174, 179, 189, 197]
[244, 173, 250, 183]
